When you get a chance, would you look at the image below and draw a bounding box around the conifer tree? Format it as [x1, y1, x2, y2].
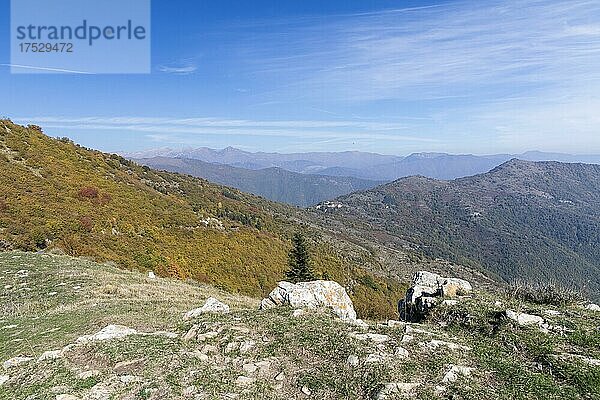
[285, 232, 316, 283]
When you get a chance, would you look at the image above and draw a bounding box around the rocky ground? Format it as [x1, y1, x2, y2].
[1, 251, 599, 399]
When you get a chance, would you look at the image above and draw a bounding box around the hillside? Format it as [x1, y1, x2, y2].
[311, 159, 600, 300]
[1, 252, 599, 399]
[134, 157, 380, 207]
[0, 120, 406, 319]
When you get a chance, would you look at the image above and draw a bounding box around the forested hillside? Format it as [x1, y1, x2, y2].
[135, 156, 380, 207]
[313, 159, 600, 300]
[0, 120, 405, 318]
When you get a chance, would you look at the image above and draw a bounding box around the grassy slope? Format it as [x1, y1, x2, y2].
[1, 252, 599, 399]
[0, 120, 404, 319]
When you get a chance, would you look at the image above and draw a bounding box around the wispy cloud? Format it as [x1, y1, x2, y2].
[157, 61, 198, 75]
[15, 116, 438, 146]
[236, 1, 600, 102]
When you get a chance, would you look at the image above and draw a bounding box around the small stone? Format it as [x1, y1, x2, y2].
[38, 350, 62, 362]
[347, 355, 359, 367]
[201, 345, 218, 354]
[442, 365, 475, 383]
[183, 385, 197, 396]
[386, 320, 405, 328]
[365, 353, 385, 363]
[183, 325, 199, 342]
[148, 271, 156, 279]
[77, 370, 100, 379]
[505, 310, 544, 326]
[184, 297, 230, 320]
[235, 376, 255, 386]
[401, 334, 414, 343]
[197, 331, 219, 342]
[301, 385, 312, 396]
[120, 375, 143, 383]
[0, 375, 9, 386]
[422, 340, 472, 351]
[3, 356, 33, 369]
[242, 363, 258, 374]
[56, 395, 80, 400]
[292, 309, 305, 318]
[351, 333, 389, 343]
[274, 371, 285, 381]
[394, 347, 409, 358]
[239, 341, 255, 354]
[76, 325, 137, 343]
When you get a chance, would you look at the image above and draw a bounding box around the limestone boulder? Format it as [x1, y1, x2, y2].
[260, 280, 357, 322]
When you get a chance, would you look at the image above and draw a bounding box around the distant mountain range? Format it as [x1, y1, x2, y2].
[124, 147, 600, 181]
[312, 159, 600, 300]
[135, 157, 380, 207]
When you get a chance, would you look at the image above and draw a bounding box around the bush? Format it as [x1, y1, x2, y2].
[78, 186, 99, 199]
[508, 280, 584, 306]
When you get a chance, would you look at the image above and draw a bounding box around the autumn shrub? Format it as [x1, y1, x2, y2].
[78, 186, 99, 200]
[78, 216, 94, 232]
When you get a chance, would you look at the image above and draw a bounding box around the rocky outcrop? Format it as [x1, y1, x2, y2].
[398, 271, 472, 321]
[260, 280, 357, 322]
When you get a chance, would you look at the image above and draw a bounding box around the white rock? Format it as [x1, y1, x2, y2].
[386, 320, 405, 328]
[260, 280, 357, 322]
[442, 365, 475, 383]
[375, 382, 419, 399]
[197, 331, 219, 342]
[3, 356, 33, 369]
[56, 395, 80, 400]
[184, 297, 230, 320]
[292, 309, 305, 318]
[505, 310, 544, 326]
[394, 347, 409, 358]
[38, 350, 62, 362]
[77, 370, 100, 379]
[119, 375, 143, 383]
[235, 376, 255, 386]
[351, 333, 389, 343]
[401, 334, 414, 343]
[365, 353, 385, 363]
[274, 371, 286, 381]
[422, 340, 472, 351]
[0, 375, 9, 386]
[183, 325, 199, 341]
[239, 341, 255, 354]
[301, 385, 312, 395]
[242, 363, 258, 374]
[347, 355, 359, 367]
[148, 271, 156, 279]
[76, 325, 137, 343]
[585, 303, 600, 312]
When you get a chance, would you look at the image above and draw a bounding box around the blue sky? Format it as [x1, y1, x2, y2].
[1, 0, 600, 155]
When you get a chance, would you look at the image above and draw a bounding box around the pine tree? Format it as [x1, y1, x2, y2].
[285, 232, 316, 283]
